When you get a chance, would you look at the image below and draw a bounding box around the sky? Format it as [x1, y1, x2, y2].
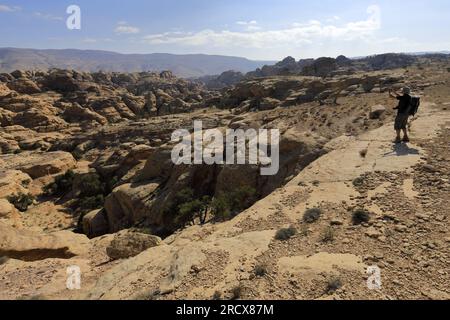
[1, 0, 450, 61]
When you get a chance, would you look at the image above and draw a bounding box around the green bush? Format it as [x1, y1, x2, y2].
[7, 193, 35, 212]
[211, 186, 256, 221]
[210, 195, 231, 221]
[447, 67, 450, 72]
[303, 208, 322, 223]
[78, 173, 105, 198]
[78, 195, 104, 212]
[352, 209, 371, 225]
[43, 170, 75, 196]
[228, 186, 257, 212]
[275, 226, 297, 241]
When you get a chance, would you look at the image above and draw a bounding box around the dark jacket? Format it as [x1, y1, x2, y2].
[395, 94, 411, 114]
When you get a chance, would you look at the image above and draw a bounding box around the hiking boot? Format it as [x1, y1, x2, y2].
[394, 137, 402, 144]
[402, 137, 410, 143]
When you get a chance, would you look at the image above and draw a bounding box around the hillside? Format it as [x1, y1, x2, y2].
[0, 48, 274, 78]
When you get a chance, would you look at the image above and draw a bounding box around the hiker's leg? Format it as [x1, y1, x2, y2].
[402, 128, 410, 142]
[396, 130, 401, 140]
[402, 128, 408, 138]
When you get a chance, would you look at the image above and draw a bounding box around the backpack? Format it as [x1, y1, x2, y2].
[408, 96, 421, 116]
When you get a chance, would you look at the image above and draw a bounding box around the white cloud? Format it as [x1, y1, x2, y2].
[34, 12, 63, 21]
[0, 4, 21, 12]
[115, 22, 140, 34]
[236, 20, 261, 31]
[142, 5, 381, 50]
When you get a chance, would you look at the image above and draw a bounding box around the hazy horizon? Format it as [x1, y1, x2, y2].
[1, 0, 450, 60]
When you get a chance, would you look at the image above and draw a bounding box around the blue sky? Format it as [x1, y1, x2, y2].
[1, 0, 450, 60]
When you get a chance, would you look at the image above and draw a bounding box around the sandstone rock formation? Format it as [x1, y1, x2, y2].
[0, 53, 449, 301]
[0, 221, 89, 261]
[106, 229, 162, 260]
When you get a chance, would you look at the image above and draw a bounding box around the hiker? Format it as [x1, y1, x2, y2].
[389, 87, 412, 143]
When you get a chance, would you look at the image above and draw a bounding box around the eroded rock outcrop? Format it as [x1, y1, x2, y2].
[0, 221, 89, 261]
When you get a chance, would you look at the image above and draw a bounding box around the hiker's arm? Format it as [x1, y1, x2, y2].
[388, 89, 399, 99]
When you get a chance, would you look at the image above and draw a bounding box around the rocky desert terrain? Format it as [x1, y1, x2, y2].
[0, 53, 449, 300]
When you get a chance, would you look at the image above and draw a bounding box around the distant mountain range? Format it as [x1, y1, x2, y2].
[0, 48, 275, 78]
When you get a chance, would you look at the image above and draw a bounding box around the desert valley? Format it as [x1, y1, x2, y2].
[0, 51, 449, 300]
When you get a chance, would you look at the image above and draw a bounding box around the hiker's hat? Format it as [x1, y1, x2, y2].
[403, 87, 411, 95]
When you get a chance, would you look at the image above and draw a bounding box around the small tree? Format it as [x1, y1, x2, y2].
[210, 195, 231, 221]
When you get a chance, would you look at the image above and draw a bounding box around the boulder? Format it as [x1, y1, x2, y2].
[82, 209, 109, 239]
[104, 182, 160, 233]
[369, 105, 386, 119]
[106, 229, 162, 260]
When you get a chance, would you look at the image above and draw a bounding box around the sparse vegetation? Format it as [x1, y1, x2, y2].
[447, 67, 450, 72]
[71, 149, 83, 161]
[212, 291, 222, 300]
[133, 290, 160, 301]
[254, 264, 268, 277]
[43, 170, 75, 196]
[78, 194, 105, 211]
[230, 285, 243, 300]
[321, 226, 335, 243]
[172, 186, 257, 228]
[210, 195, 231, 221]
[275, 226, 297, 241]
[16, 294, 47, 300]
[352, 209, 371, 225]
[7, 193, 35, 212]
[352, 176, 365, 187]
[303, 208, 322, 223]
[299, 224, 310, 236]
[78, 173, 105, 198]
[325, 277, 343, 294]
